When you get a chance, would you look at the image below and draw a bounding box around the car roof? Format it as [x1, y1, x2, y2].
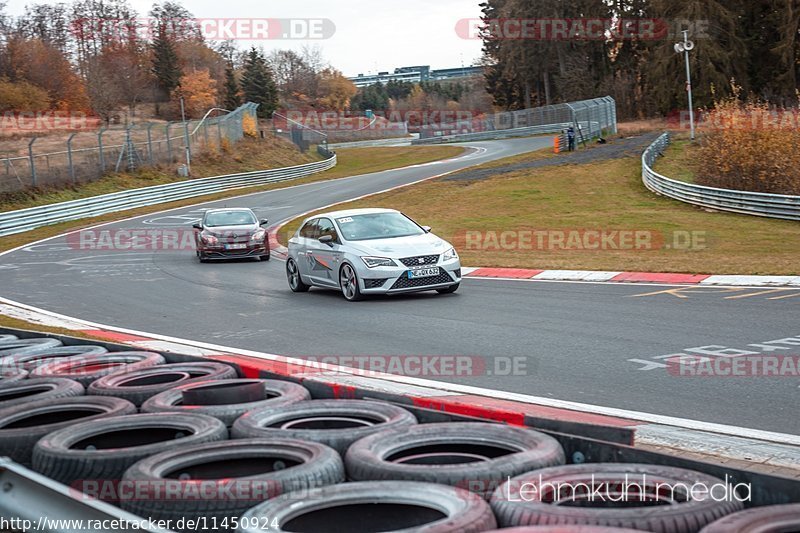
[203, 207, 255, 214]
[310, 208, 399, 221]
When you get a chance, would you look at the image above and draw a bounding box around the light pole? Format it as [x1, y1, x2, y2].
[674, 30, 696, 140]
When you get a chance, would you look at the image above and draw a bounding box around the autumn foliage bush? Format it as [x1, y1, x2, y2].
[696, 96, 800, 195]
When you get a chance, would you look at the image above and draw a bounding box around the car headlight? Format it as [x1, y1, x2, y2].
[443, 248, 459, 261]
[201, 233, 218, 245]
[361, 256, 397, 268]
[250, 229, 266, 241]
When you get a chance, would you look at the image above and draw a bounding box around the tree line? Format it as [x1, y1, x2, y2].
[0, 0, 358, 122]
[480, 0, 800, 118]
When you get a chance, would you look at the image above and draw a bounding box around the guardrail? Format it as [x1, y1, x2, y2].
[412, 122, 602, 146]
[0, 154, 337, 237]
[412, 124, 570, 145]
[642, 133, 800, 221]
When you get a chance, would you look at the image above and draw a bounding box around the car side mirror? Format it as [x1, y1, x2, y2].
[192, 223, 203, 231]
[260, 219, 269, 226]
[422, 225, 432, 233]
[319, 235, 335, 247]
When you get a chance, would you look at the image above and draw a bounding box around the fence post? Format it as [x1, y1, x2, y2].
[216, 119, 223, 148]
[67, 133, 77, 184]
[28, 137, 37, 187]
[146, 123, 155, 165]
[97, 127, 107, 173]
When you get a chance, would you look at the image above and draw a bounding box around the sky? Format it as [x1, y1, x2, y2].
[4, 0, 486, 76]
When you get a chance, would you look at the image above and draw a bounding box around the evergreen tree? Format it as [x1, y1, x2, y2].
[151, 23, 182, 98]
[241, 47, 278, 118]
[223, 63, 241, 110]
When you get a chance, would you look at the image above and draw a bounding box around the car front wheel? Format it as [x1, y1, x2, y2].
[287, 258, 310, 292]
[339, 263, 363, 301]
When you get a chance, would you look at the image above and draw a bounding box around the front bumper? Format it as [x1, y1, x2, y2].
[198, 243, 269, 259]
[358, 259, 462, 294]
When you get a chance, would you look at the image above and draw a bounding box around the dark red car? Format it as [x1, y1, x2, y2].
[193, 208, 270, 262]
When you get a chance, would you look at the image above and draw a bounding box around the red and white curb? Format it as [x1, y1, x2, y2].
[264, 252, 800, 289]
[462, 268, 800, 287]
[1, 296, 799, 471]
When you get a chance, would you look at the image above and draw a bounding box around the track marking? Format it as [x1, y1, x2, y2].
[768, 292, 800, 301]
[724, 289, 796, 300]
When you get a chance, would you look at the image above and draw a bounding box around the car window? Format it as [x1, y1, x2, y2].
[317, 218, 339, 243]
[204, 211, 256, 227]
[300, 219, 319, 239]
[335, 212, 425, 241]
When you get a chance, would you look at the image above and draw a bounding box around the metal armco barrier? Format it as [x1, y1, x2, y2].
[412, 122, 601, 145]
[0, 155, 337, 237]
[412, 124, 569, 144]
[642, 133, 800, 221]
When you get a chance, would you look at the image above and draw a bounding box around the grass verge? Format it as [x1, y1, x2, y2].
[652, 134, 699, 183]
[0, 144, 463, 253]
[279, 144, 799, 275]
[0, 313, 100, 341]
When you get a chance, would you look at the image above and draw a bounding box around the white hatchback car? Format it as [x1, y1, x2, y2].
[286, 208, 461, 301]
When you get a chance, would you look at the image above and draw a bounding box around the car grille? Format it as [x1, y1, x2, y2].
[364, 278, 389, 289]
[390, 268, 454, 290]
[399, 254, 440, 267]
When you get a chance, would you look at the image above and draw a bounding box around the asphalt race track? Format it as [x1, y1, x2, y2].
[0, 136, 798, 435]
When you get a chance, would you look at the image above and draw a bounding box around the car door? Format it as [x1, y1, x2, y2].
[307, 217, 343, 287]
[295, 219, 319, 281]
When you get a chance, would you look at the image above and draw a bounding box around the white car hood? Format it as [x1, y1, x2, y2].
[346, 232, 451, 257]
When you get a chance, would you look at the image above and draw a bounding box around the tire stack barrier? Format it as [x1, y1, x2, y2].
[0, 330, 798, 532]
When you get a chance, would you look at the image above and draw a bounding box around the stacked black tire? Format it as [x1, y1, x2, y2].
[0, 336, 798, 533]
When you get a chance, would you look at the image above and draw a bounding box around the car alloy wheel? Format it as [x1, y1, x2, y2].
[286, 259, 309, 292]
[339, 263, 362, 301]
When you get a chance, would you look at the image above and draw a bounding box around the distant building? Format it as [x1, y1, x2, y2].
[349, 65, 483, 88]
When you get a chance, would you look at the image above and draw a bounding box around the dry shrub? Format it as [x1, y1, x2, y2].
[242, 114, 258, 138]
[696, 96, 800, 195]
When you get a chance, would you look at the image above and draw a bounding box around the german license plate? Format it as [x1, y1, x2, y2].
[225, 243, 247, 250]
[408, 268, 439, 279]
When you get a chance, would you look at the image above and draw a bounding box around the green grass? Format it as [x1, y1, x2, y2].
[0, 144, 464, 253]
[280, 145, 800, 275]
[317, 145, 464, 180]
[652, 135, 699, 183]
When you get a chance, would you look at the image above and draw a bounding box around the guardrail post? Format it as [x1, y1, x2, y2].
[27, 137, 37, 187]
[67, 133, 77, 184]
[97, 128, 107, 174]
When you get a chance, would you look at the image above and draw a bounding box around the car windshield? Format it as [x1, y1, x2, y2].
[336, 212, 425, 241]
[205, 211, 256, 227]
